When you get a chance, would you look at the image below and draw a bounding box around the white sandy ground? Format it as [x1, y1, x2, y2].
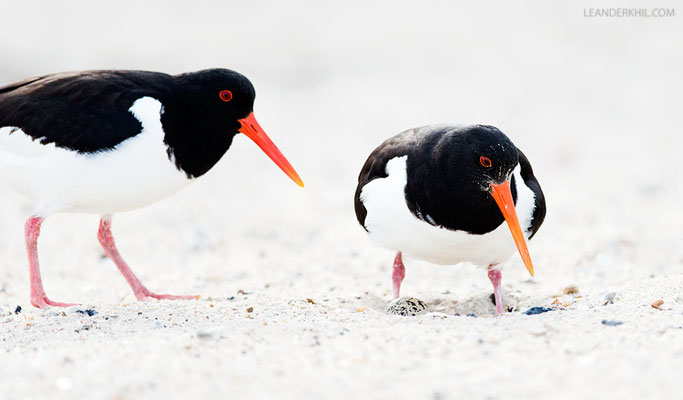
[1, 1, 682, 399]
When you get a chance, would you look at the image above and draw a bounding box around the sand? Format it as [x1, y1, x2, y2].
[1, 1, 682, 399]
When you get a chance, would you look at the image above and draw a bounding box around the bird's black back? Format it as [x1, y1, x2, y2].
[0, 70, 173, 153]
[516, 148, 545, 238]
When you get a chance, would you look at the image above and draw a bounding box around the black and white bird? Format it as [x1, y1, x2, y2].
[0, 69, 303, 308]
[354, 124, 545, 314]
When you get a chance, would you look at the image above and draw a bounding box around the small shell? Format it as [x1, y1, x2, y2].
[601, 320, 623, 327]
[563, 285, 579, 295]
[603, 292, 617, 305]
[651, 299, 664, 310]
[523, 307, 554, 315]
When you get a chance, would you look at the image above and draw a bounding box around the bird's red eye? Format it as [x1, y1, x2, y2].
[480, 156, 492, 167]
[219, 90, 233, 102]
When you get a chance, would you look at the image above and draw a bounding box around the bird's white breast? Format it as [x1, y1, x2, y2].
[360, 156, 536, 267]
[0, 97, 190, 216]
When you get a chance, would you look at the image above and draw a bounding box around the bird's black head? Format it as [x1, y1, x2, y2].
[162, 69, 302, 185]
[434, 125, 519, 191]
[173, 68, 256, 129]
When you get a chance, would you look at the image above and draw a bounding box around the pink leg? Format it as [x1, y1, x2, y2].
[25, 216, 78, 308]
[488, 264, 504, 315]
[392, 252, 405, 299]
[97, 215, 198, 301]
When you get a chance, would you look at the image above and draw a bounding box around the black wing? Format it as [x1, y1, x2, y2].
[0, 70, 173, 153]
[516, 148, 546, 239]
[354, 129, 421, 229]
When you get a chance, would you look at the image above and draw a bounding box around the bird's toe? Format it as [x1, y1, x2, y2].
[31, 296, 78, 309]
[139, 293, 200, 301]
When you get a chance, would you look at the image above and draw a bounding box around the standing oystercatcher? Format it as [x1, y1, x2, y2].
[0, 69, 303, 308]
[354, 124, 545, 314]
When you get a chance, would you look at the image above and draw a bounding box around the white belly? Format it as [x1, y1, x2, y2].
[360, 156, 536, 266]
[0, 97, 191, 216]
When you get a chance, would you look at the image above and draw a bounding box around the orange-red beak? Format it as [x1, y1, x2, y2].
[489, 180, 534, 276]
[237, 112, 304, 187]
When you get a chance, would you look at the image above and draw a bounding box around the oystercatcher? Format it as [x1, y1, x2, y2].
[0, 69, 303, 308]
[354, 124, 545, 314]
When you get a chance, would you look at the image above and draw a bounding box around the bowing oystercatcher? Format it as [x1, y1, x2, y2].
[0, 69, 303, 308]
[354, 124, 545, 314]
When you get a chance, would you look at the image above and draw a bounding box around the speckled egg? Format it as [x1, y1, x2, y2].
[385, 297, 431, 316]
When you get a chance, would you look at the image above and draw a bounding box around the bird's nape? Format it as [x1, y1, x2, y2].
[237, 113, 304, 187]
[489, 180, 535, 277]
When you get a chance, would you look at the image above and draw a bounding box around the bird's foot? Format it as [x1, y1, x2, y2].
[31, 295, 78, 309]
[487, 266, 504, 315]
[135, 291, 199, 302]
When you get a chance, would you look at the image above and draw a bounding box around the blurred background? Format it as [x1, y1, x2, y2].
[1, 1, 681, 398]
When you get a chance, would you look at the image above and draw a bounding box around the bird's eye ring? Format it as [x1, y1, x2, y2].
[480, 156, 492, 167]
[219, 90, 233, 102]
